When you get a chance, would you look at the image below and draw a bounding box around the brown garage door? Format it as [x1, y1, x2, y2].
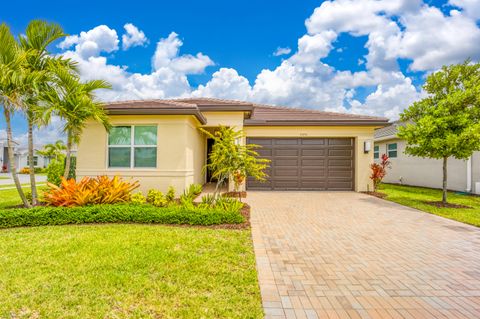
[247, 138, 355, 191]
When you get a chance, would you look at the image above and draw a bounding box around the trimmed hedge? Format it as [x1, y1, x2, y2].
[0, 204, 245, 229]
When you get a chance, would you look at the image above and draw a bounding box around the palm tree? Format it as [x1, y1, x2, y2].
[0, 23, 41, 208]
[18, 20, 66, 204]
[43, 67, 111, 179]
[37, 140, 67, 161]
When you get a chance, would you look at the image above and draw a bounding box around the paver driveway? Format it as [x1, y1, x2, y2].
[248, 192, 480, 319]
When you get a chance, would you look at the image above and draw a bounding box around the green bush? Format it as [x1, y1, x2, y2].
[67, 156, 76, 180]
[131, 192, 146, 204]
[179, 183, 203, 205]
[166, 186, 176, 202]
[0, 204, 244, 229]
[146, 189, 167, 207]
[46, 159, 64, 186]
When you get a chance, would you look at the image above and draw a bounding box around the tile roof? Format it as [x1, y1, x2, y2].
[102, 98, 390, 126]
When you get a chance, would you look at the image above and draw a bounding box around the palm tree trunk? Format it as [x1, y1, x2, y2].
[27, 117, 37, 205]
[63, 133, 72, 180]
[442, 156, 448, 204]
[4, 107, 30, 208]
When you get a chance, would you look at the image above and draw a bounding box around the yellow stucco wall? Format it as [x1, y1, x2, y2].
[77, 115, 205, 193]
[201, 112, 245, 128]
[77, 111, 378, 193]
[244, 126, 377, 192]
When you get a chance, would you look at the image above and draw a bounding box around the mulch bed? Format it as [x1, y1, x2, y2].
[363, 191, 387, 199]
[223, 191, 247, 198]
[424, 201, 472, 209]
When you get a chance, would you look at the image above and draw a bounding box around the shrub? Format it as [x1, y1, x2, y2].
[197, 194, 244, 213]
[215, 196, 244, 214]
[67, 156, 76, 180]
[370, 154, 391, 191]
[0, 204, 245, 229]
[43, 176, 139, 207]
[199, 194, 216, 209]
[130, 192, 146, 204]
[180, 183, 202, 204]
[146, 189, 168, 207]
[19, 167, 30, 174]
[46, 159, 64, 186]
[165, 186, 176, 202]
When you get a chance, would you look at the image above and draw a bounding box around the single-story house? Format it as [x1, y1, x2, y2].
[16, 148, 51, 170]
[0, 139, 19, 172]
[374, 122, 480, 194]
[76, 98, 389, 192]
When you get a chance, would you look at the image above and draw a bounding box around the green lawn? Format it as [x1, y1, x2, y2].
[0, 188, 262, 318]
[0, 188, 29, 208]
[379, 183, 480, 226]
[0, 224, 262, 318]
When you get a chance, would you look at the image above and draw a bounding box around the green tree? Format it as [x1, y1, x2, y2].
[200, 126, 270, 197]
[37, 140, 67, 161]
[42, 67, 111, 179]
[398, 60, 480, 204]
[19, 20, 66, 204]
[0, 23, 39, 208]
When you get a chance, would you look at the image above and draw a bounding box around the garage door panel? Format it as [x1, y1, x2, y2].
[328, 149, 353, 157]
[247, 137, 354, 191]
[275, 159, 298, 166]
[328, 138, 353, 146]
[256, 148, 272, 157]
[328, 159, 352, 167]
[301, 149, 326, 156]
[301, 168, 325, 176]
[273, 180, 300, 189]
[274, 139, 299, 145]
[249, 138, 272, 145]
[301, 139, 325, 145]
[274, 149, 298, 157]
[301, 159, 325, 166]
[300, 181, 327, 189]
[274, 168, 299, 176]
[329, 170, 353, 178]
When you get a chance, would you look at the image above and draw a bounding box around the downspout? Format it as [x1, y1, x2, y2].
[466, 156, 472, 193]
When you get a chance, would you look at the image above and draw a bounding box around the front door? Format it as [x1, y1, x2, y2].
[206, 138, 217, 183]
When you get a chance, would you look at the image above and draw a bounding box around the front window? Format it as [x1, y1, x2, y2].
[27, 156, 38, 166]
[387, 143, 397, 158]
[108, 125, 157, 168]
[373, 145, 379, 159]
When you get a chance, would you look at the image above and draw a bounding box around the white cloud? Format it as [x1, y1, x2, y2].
[58, 25, 119, 59]
[449, 0, 480, 20]
[59, 28, 214, 101]
[52, 2, 480, 123]
[273, 47, 292, 56]
[122, 23, 148, 50]
[152, 32, 214, 74]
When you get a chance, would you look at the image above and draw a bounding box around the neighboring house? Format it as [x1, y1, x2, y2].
[0, 139, 20, 172]
[77, 98, 388, 192]
[374, 122, 480, 194]
[16, 148, 50, 170]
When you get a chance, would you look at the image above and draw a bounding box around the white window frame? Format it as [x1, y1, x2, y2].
[107, 125, 158, 169]
[373, 145, 379, 159]
[28, 155, 38, 166]
[387, 143, 398, 158]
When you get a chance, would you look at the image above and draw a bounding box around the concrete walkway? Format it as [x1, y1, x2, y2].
[0, 173, 47, 186]
[248, 192, 480, 319]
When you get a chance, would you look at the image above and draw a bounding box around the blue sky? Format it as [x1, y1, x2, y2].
[1, 0, 479, 145]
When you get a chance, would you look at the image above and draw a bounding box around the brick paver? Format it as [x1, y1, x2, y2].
[248, 192, 480, 319]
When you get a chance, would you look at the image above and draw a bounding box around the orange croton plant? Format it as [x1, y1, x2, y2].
[44, 176, 139, 207]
